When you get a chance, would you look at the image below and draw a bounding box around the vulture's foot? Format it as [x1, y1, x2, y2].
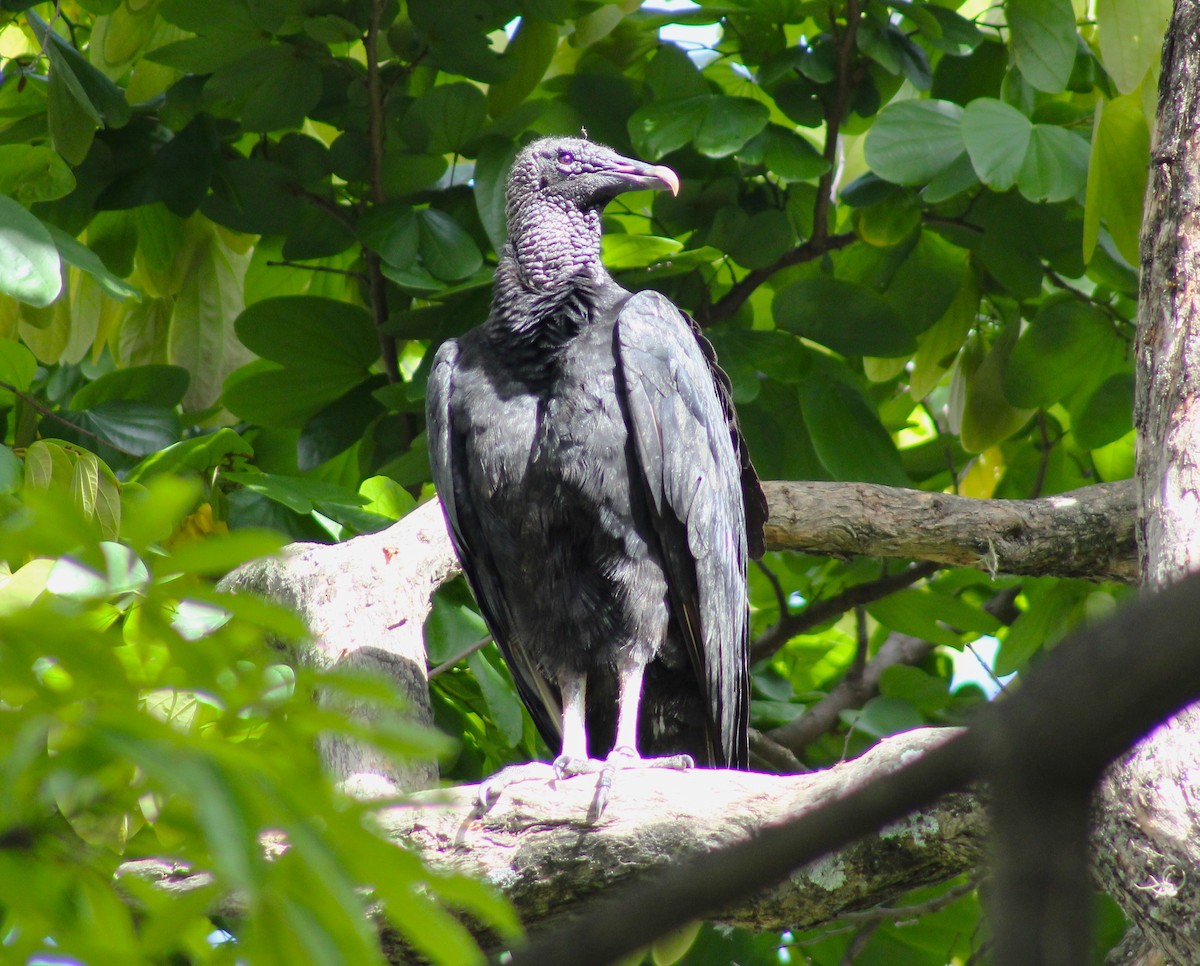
[476, 762, 558, 809]
[589, 747, 694, 821]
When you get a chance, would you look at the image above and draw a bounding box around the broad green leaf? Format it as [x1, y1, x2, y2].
[468, 650, 525, 745]
[417, 209, 483, 282]
[359, 205, 419, 269]
[0, 444, 21, 493]
[1092, 427, 1135, 481]
[69, 365, 190, 410]
[1073, 371, 1134, 450]
[921, 150, 980, 203]
[168, 228, 253, 412]
[864, 99, 963, 185]
[45, 225, 139, 301]
[473, 137, 519, 252]
[1017, 124, 1090, 203]
[695, 97, 770, 157]
[380, 152, 449, 200]
[161, 528, 287, 575]
[204, 45, 321, 132]
[910, 267, 979, 400]
[746, 125, 829, 182]
[955, 327, 1035, 453]
[1008, 0, 1078, 94]
[221, 470, 369, 515]
[1083, 94, 1149, 264]
[799, 379, 908, 487]
[851, 695, 924, 738]
[488, 18, 558, 118]
[601, 234, 684, 270]
[879, 230, 969, 338]
[223, 364, 367, 427]
[359, 476, 417, 521]
[29, 11, 131, 127]
[996, 580, 1086, 674]
[298, 377, 385, 471]
[776, 275, 913, 357]
[46, 59, 99, 165]
[126, 427, 253, 482]
[235, 296, 378, 373]
[0, 195, 62, 307]
[1096, 0, 1172, 94]
[56, 401, 183, 458]
[0, 145, 75, 204]
[1004, 297, 1118, 407]
[962, 98, 1031, 191]
[0, 338, 38, 405]
[879, 665, 951, 713]
[628, 95, 708, 160]
[403, 83, 488, 153]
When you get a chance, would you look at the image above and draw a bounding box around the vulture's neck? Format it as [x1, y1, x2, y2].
[488, 201, 623, 348]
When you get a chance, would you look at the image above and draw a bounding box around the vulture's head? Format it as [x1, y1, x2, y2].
[505, 137, 679, 229]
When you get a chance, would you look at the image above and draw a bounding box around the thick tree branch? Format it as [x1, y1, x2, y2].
[118, 728, 986, 953]
[764, 479, 1137, 582]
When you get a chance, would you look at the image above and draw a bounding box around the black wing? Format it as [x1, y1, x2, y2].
[425, 339, 564, 752]
[616, 290, 755, 769]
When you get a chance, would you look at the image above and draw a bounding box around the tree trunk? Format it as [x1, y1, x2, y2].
[1098, 1, 1200, 960]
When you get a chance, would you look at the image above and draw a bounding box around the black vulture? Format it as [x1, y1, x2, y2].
[426, 136, 766, 814]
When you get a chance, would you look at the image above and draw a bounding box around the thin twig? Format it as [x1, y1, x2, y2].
[428, 636, 491, 678]
[751, 561, 940, 665]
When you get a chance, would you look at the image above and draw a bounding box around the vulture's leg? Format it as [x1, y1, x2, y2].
[552, 673, 589, 778]
[588, 657, 693, 820]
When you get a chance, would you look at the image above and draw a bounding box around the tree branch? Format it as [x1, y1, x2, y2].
[763, 479, 1137, 582]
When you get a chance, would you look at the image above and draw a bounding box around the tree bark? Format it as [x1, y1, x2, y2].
[1098, 2, 1200, 961]
[765, 479, 1137, 581]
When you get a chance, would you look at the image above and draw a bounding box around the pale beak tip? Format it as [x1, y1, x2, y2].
[652, 165, 681, 196]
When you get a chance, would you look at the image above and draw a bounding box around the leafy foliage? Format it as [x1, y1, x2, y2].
[0, 0, 1163, 959]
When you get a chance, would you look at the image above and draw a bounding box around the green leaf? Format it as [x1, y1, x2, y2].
[221, 470, 368, 515]
[224, 364, 370, 428]
[29, 11, 131, 127]
[127, 428, 253, 482]
[1096, 0, 1172, 94]
[468, 650, 525, 745]
[488, 18, 558, 117]
[70, 365, 190, 410]
[1017, 124, 1090, 202]
[628, 95, 709, 160]
[0, 338, 38, 405]
[962, 98, 1031, 191]
[1008, 0, 1078, 94]
[601, 234, 684, 270]
[0, 195, 62, 307]
[45, 225, 139, 301]
[473, 137, 519, 252]
[1083, 94, 1149, 265]
[235, 296, 379, 373]
[1004, 297, 1118, 407]
[403, 83, 488, 153]
[956, 324, 1035, 453]
[204, 45, 322, 132]
[56, 401, 183, 458]
[851, 695, 924, 738]
[298, 377, 386, 471]
[745, 125, 829, 182]
[162, 528, 288, 576]
[0, 145, 76, 205]
[864, 99, 964, 185]
[359, 205, 420, 269]
[879, 664, 951, 713]
[1073, 371, 1134, 450]
[774, 275, 913, 357]
[417, 209, 483, 282]
[799, 379, 908, 487]
[695, 97, 770, 157]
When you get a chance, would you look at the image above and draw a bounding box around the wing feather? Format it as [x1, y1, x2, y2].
[426, 340, 563, 751]
[616, 291, 752, 768]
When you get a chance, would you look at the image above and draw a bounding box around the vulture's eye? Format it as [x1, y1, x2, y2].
[557, 149, 575, 166]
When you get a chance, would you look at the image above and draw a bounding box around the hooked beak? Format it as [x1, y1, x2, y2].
[610, 158, 681, 196]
